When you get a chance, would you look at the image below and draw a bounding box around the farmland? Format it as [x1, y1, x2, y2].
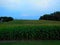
[0, 20, 60, 40]
[0, 20, 60, 45]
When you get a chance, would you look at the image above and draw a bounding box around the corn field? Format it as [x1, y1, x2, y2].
[0, 20, 60, 40]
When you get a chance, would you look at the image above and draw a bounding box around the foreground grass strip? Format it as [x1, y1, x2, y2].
[0, 40, 60, 45]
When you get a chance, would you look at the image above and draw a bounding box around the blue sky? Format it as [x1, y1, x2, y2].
[0, 0, 60, 20]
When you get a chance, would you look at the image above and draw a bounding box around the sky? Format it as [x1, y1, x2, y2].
[0, 0, 60, 20]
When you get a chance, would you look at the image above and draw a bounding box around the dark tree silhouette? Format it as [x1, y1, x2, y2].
[0, 17, 14, 22]
[40, 14, 50, 20]
[39, 11, 60, 21]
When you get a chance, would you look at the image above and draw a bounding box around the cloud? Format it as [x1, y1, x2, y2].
[0, 0, 51, 10]
[0, 0, 59, 12]
[0, 0, 22, 10]
[0, 0, 60, 13]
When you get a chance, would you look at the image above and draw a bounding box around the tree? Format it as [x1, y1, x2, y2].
[39, 11, 60, 21]
[0, 17, 14, 22]
[51, 11, 60, 21]
[7, 17, 14, 22]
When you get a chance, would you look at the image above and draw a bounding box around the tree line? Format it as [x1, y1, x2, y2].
[0, 11, 60, 22]
[0, 17, 14, 22]
[39, 11, 60, 21]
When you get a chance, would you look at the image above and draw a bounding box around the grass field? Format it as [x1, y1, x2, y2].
[0, 20, 60, 45]
[0, 20, 60, 31]
[0, 40, 60, 45]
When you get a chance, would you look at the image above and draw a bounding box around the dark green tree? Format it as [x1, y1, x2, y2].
[0, 17, 14, 22]
[39, 11, 60, 21]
